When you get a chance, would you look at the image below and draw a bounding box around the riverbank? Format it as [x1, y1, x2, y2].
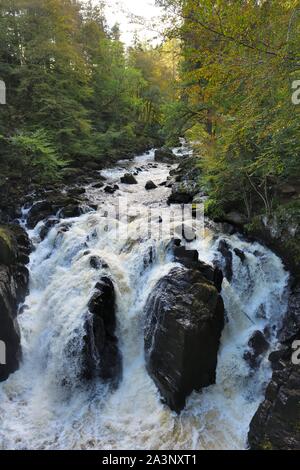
[0, 153, 135, 224]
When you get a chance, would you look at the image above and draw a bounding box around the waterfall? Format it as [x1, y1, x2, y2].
[0, 149, 289, 450]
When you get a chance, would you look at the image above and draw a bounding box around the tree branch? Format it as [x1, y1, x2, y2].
[183, 13, 300, 64]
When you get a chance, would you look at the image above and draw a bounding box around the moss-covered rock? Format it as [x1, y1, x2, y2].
[167, 156, 203, 205]
[154, 147, 175, 163]
[0, 227, 16, 265]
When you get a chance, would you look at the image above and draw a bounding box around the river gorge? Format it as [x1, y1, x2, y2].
[0, 148, 291, 450]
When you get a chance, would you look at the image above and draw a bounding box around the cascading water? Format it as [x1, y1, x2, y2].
[0, 149, 289, 450]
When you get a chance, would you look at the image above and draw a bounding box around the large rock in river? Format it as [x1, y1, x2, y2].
[82, 276, 122, 387]
[145, 180, 157, 190]
[27, 192, 84, 229]
[144, 266, 224, 412]
[154, 147, 175, 163]
[167, 156, 202, 205]
[120, 173, 137, 185]
[216, 239, 233, 282]
[0, 225, 30, 381]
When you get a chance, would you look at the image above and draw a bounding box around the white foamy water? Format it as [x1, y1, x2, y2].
[0, 149, 289, 450]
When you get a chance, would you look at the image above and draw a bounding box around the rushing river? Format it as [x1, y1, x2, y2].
[0, 149, 289, 450]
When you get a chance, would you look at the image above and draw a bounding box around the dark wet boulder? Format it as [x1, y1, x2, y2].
[244, 206, 300, 282]
[167, 156, 202, 206]
[143, 246, 155, 270]
[83, 277, 122, 386]
[268, 347, 291, 371]
[244, 330, 270, 369]
[248, 356, 300, 450]
[62, 167, 85, 182]
[85, 160, 102, 171]
[56, 222, 72, 235]
[0, 225, 30, 382]
[0, 266, 22, 381]
[89, 256, 109, 270]
[120, 173, 138, 185]
[168, 192, 193, 204]
[249, 330, 269, 356]
[174, 246, 199, 263]
[27, 201, 53, 228]
[219, 222, 237, 236]
[144, 266, 224, 413]
[167, 183, 194, 205]
[104, 185, 119, 194]
[278, 286, 300, 343]
[0, 230, 17, 266]
[234, 248, 246, 262]
[145, 181, 157, 190]
[68, 187, 86, 197]
[27, 192, 84, 228]
[167, 177, 202, 205]
[0, 225, 30, 303]
[48, 193, 82, 210]
[60, 204, 82, 219]
[39, 218, 60, 241]
[154, 147, 175, 163]
[217, 239, 233, 282]
[92, 182, 104, 189]
[172, 242, 223, 293]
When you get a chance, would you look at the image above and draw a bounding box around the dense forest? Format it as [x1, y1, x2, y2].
[159, 0, 300, 206]
[0, 0, 177, 183]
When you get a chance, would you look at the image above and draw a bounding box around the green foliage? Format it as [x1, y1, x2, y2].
[9, 129, 65, 182]
[95, 125, 137, 161]
[160, 101, 189, 145]
[160, 0, 300, 218]
[0, 227, 12, 251]
[204, 198, 225, 220]
[0, 0, 176, 182]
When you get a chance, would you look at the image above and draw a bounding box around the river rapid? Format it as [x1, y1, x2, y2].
[0, 149, 289, 450]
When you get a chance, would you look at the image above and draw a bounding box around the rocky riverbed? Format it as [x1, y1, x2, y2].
[0, 146, 297, 450]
